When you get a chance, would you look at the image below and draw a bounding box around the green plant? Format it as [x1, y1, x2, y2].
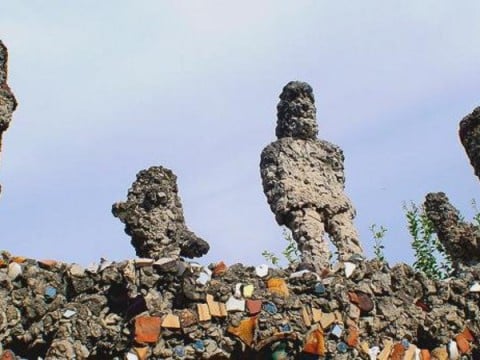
[369, 224, 387, 262]
[281, 228, 301, 265]
[471, 199, 480, 227]
[404, 202, 452, 279]
[261, 250, 280, 268]
[261, 228, 300, 267]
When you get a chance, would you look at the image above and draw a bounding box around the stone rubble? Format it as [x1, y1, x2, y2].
[0, 252, 479, 359]
[260, 81, 364, 272]
[1, 42, 480, 359]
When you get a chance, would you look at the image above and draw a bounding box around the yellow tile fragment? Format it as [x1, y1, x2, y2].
[431, 347, 448, 360]
[135, 346, 149, 360]
[161, 314, 180, 329]
[377, 340, 393, 360]
[197, 303, 211, 322]
[404, 344, 418, 360]
[242, 284, 254, 298]
[319, 312, 336, 329]
[334, 310, 343, 323]
[206, 294, 227, 317]
[312, 308, 323, 323]
[302, 306, 312, 327]
[360, 341, 370, 355]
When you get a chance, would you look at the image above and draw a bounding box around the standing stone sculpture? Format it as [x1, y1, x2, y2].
[424, 193, 480, 269]
[459, 107, 480, 181]
[0, 40, 17, 195]
[260, 81, 363, 272]
[112, 166, 209, 259]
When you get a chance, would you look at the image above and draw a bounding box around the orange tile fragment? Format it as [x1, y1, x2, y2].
[460, 327, 475, 342]
[11, 256, 26, 263]
[267, 278, 289, 297]
[135, 316, 161, 344]
[212, 261, 228, 276]
[348, 291, 359, 303]
[0, 259, 7, 268]
[455, 334, 470, 354]
[346, 326, 359, 347]
[0, 350, 15, 360]
[419, 349, 431, 360]
[227, 316, 257, 346]
[303, 328, 326, 356]
[389, 342, 405, 360]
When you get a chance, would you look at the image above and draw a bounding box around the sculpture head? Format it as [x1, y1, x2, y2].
[276, 81, 318, 140]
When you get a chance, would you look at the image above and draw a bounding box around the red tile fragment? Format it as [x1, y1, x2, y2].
[415, 299, 431, 312]
[246, 299, 262, 315]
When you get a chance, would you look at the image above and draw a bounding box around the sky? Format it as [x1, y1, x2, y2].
[0, 1, 479, 267]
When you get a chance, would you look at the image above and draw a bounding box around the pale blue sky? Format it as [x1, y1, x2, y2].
[1, 1, 479, 266]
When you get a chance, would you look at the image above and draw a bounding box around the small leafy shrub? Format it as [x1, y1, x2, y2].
[404, 202, 453, 279]
[369, 224, 387, 262]
[262, 228, 300, 267]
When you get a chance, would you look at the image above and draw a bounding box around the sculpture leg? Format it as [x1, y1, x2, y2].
[325, 210, 364, 262]
[287, 208, 330, 273]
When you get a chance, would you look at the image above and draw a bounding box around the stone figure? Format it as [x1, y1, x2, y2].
[0, 40, 17, 195]
[424, 192, 480, 268]
[260, 81, 363, 271]
[459, 106, 480, 181]
[113, 166, 209, 259]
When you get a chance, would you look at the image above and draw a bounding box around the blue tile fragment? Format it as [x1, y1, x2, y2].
[44, 286, 57, 301]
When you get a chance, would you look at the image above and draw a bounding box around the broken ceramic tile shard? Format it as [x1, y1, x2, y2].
[225, 296, 245, 312]
[255, 264, 269, 277]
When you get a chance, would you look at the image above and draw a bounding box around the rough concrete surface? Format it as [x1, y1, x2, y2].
[1, 44, 480, 359]
[261, 81, 364, 272]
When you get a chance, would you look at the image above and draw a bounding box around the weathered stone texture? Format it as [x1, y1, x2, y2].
[0, 40, 17, 195]
[459, 107, 480, 181]
[112, 166, 209, 260]
[261, 81, 363, 272]
[424, 192, 480, 267]
[0, 254, 480, 359]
